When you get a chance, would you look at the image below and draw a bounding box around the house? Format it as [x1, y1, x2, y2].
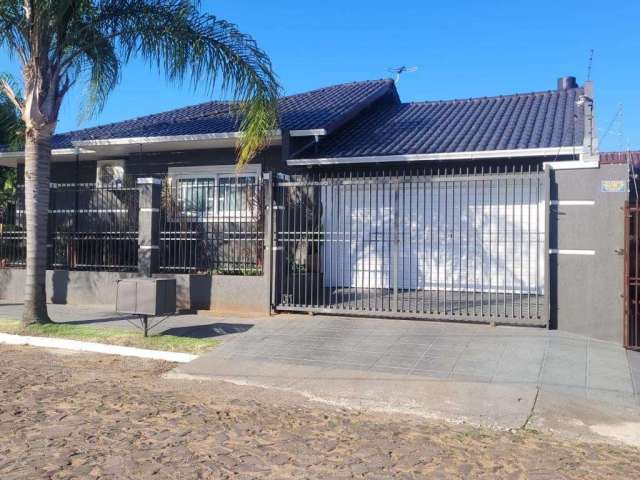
[0, 77, 631, 346]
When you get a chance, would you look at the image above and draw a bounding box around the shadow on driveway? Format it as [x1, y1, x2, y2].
[163, 323, 254, 339]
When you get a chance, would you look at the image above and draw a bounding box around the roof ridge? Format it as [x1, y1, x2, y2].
[401, 87, 584, 106]
[282, 78, 394, 99]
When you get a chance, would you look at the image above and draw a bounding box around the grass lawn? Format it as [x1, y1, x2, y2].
[0, 319, 219, 355]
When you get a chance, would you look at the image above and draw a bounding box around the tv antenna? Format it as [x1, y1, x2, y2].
[586, 49, 594, 81]
[388, 66, 418, 83]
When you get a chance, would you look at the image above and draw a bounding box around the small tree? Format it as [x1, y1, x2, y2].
[0, 1, 280, 326]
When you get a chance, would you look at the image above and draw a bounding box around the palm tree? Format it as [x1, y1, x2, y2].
[0, 1, 280, 326]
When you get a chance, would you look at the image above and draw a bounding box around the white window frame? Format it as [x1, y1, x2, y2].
[167, 165, 261, 221]
[96, 159, 125, 187]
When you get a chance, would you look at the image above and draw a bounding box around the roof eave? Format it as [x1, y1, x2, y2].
[287, 146, 598, 168]
[0, 129, 326, 163]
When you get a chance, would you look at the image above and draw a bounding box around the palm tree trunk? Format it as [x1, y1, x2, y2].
[22, 127, 52, 326]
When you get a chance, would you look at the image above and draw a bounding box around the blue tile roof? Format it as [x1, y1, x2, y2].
[298, 87, 585, 159]
[51, 79, 396, 149]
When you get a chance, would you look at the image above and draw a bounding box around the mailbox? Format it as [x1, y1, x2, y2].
[116, 278, 176, 316]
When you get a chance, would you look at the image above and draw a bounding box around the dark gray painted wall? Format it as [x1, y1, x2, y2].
[549, 163, 627, 343]
[30, 145, 288, 184]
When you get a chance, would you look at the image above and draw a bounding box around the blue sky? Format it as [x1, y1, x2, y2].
[1, 0, 638, 151]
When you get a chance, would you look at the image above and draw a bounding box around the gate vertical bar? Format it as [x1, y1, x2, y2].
[392, 180, 400, 313]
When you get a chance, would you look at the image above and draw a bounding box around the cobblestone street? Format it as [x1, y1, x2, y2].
[0, 345, 638, 479]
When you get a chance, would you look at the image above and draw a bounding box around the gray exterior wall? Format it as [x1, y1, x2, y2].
[549, 163, 627, 343]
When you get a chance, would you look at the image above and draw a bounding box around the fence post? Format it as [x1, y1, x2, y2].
[263, 172, 274, 315]
[137, 178, 161, 277]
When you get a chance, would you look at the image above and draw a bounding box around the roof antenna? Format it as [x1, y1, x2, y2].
[388, 66, 418, 84]
[586, 49, 594, 81]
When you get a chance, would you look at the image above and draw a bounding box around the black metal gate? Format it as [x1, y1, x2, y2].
[624, 201, 640, 350]
[272, 166, 548, 326]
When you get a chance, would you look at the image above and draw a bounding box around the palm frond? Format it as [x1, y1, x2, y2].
[0, 75, 24, 149]
[97, 0, 281, 165]
[0, 0, 280, 165]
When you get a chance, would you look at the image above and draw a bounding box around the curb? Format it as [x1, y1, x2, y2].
[0, 332, 197, 363]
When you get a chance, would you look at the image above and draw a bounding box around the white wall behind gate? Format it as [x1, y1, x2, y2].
[320, 178, 545, 294]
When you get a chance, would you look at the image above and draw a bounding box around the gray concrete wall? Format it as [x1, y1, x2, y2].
[210, 274, 270, 315]
[0, 269, 139, 306]
[550, 163, 627, 343]
[0, 268, 268, 314]
[0, 270, 206, 308]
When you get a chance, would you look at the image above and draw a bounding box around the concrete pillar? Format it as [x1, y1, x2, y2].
[137, 178, 161, 277]
[548, 163, 628, 343]
[263, 172, 274, 314]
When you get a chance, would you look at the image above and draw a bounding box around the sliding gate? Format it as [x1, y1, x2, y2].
[272, 166, 548, 326]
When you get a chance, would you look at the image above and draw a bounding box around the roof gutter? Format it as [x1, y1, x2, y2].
[287, 146, 590, 167]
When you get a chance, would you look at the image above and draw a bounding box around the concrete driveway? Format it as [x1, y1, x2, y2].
[175, 314, 640, 446]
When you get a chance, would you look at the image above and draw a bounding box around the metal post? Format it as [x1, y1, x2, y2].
[137, 178, 161, 277]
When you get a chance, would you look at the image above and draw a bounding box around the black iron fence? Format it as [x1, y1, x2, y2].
[159, 176, 264, 274]
[0, 176, 265, 274]
[0, 199, 24, 268]
[47, 182, 139, 271]
[0, 182, 139, 271]
[272, 166, 548, 325]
